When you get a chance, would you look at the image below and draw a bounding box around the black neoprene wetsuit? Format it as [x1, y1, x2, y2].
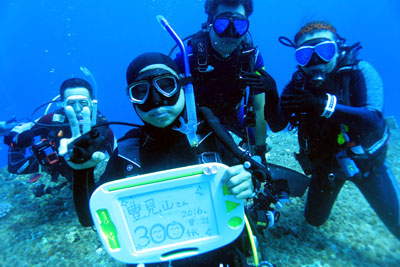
[269, 60, 400, 240]
[76, 117, 249, 266]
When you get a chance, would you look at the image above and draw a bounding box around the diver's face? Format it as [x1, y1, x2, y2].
[297, 31, 339, 75]
[209, 4, 247, 57]
[133, 65, 185, 128]
[62, 87, 92, 119]
[135, 89, 185, 128]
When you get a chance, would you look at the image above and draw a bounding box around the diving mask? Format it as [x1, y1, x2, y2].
[62, 95, 93, 119]
[295, 39, 337, 67]
[127, 74, 180, 104]
[212, 12, 249, 39]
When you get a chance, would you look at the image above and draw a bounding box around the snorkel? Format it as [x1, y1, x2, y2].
[157, 15, 199, 147]
[80, 66, 98, 126]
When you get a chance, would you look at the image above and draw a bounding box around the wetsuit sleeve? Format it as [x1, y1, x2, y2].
[331, 61, 385, 130]
[72, 167, 96, 227]
[71, 146, 128, 227]
[71, 148, 124, 227]
[253, 50, 271, 95]
[99, 148, 127, 185]
[254, 50, 289, 133]
[254, 48, 264, 71]
[332, 105, 384, 131]
[265, 81, 294, 132]
[98, 125, 116, 156]
[105, 127, 117, 154]
[359, 60, 384, 112]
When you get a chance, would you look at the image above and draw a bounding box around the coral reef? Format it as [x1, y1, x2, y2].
[0, 130, 399, 266]
[0, 202, 12, 219]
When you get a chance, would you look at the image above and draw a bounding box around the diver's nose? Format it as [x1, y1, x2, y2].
[73, 102, 83, 114]
[307, 52, 325, 67]
[148, 86, 169, 106]
[227, 23, 235, 37]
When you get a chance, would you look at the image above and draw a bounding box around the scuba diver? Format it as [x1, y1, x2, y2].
[4, 78, 115, 197]
[60, 51, 310, 267]
[269, 21, 400, 239]
[60, 52, 255, 266]
[173, 0, 279, 162]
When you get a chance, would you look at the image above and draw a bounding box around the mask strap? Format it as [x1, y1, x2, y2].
[179, 76, 193, 86]
[278, 36, 297, 48]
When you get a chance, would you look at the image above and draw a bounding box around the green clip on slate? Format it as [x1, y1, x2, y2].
[89, 163, 245, 264]
[97, 209, 120, 250]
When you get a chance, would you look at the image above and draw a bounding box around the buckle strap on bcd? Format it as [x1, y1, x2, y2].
[190, 31, 209, 72]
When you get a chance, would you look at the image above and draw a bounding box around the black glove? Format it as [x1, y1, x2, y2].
[238, 71, 269, 92]
[280, 90, 325, 115]
[239, 70, 280, 113]
[67, 128, 106, 164]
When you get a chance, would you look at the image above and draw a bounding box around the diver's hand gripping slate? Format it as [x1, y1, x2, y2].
[90, 163, 245, 264]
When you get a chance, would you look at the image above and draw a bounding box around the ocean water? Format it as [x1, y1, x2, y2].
[1, 0, 400, 166]
[0, 1, 400, 266]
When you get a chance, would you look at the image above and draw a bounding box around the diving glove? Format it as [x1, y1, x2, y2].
[238, 71, 269, 92]
[280, 89, 325, 115]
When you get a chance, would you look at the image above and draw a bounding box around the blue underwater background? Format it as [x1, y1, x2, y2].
[1, 1, 400, 266]
[1, 0, 400, 166]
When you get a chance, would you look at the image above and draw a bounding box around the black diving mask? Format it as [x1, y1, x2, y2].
[127, 74, 180, 104]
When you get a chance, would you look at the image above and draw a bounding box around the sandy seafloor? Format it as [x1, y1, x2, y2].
[0, 129, 399, 267]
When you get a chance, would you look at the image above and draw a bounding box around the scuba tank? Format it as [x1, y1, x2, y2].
[335, 37, 362, 105]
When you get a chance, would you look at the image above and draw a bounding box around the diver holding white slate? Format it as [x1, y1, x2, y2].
[59, 51, 256, 266]
[59, 15, 310, 266]
[90, 163, 246, 264]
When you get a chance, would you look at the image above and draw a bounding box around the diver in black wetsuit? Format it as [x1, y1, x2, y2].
[4, 78, 115, 196]
[59, 52, 255, 266]
[269, 21, 400, 239]
[174, 0, 278, 160]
